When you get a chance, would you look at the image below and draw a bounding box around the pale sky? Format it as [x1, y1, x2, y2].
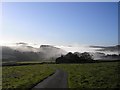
[1, 2, 118, 46]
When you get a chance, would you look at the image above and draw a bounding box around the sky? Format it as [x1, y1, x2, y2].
[1, 2, 118, 46]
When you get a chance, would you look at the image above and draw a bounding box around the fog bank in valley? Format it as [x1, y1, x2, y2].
[1, 42, 119, 61]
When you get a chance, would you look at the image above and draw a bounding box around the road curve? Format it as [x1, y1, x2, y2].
[32, 69, 68, 88]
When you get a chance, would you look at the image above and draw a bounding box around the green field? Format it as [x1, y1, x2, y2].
[53, 62, 120, 88]
[2, 64, 54, 89]
[2, 62, 120, 89]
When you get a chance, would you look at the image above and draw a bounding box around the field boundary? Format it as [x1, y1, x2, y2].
[2, 60, 120, 67]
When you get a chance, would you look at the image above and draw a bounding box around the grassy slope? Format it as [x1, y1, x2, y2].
[2, 64, 54, 89]
[52, 62, 120, 88]
[2, 62, 120, 88]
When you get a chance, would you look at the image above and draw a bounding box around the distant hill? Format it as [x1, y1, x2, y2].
[1, 44, 120, 62]
[90, 45, 120, 52]
[39, 45, 67, 59]
[2, 45, 67, 62]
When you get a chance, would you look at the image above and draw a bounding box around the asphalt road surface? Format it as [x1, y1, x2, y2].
[33, 69, 68, 88]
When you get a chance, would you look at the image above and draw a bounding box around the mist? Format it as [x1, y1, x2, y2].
[1, 42, 119, 61]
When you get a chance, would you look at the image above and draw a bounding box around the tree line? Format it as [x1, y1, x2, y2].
[56, 52, 94, 64]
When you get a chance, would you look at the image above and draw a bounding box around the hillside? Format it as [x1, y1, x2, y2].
[1, 44, 120, 62]
[90, 45, 120, 52]
[2, 45, 66, 62]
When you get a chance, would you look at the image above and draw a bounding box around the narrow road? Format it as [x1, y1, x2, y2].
[32, 69, 68, 88]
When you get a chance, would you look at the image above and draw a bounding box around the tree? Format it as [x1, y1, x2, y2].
[79, 52, 93, 60]
[56, 52, 93, 63]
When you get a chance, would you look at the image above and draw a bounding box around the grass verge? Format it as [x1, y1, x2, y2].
[2, 64, 54, 89]
[2, 61, 120, 89]
[50, 62, 120, 88]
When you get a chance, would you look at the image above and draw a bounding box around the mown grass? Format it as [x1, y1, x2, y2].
[2, 61, 120, 89]
[52, 62, 120, 88]
[2, 64, 54, 89]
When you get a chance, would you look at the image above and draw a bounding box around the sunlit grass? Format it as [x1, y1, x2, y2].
[51, 62, 120, 88]
[2, 61, 120, 89]
[2, 64, 54, 89]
